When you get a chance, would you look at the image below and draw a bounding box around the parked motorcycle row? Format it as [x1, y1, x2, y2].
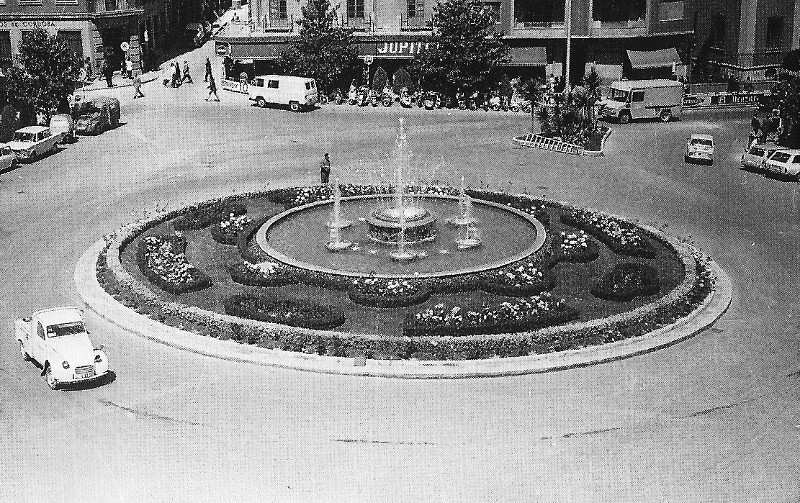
[319, 86, 533, 113]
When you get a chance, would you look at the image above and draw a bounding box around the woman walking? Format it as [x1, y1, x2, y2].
[206, 74, 220, 101]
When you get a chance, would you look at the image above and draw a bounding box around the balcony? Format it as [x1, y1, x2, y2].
[590, 17, 647, 37]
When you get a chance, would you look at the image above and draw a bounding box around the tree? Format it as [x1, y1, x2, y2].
[279, 0, 358, 94]
[5, 28, 80, 123]
[519, 77, 544, 131]
[411, 0, 508, 99]
[393, 67, 413, 93]
[782, 49, 800, 73]
[372, 66, 388, 92]
[772, 74, 800, 148]
[581, 67, 602, 132]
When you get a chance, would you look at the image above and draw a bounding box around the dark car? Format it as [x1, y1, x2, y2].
[73, 96, 120, 135]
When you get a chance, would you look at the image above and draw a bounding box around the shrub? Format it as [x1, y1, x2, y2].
[136, 235, 212, 294]
[210, 212, 253, 245]
[404, 294, 579, 337]
[228, 261, 299, 287]
[561, 209, 654, 258]
[223, 294, 345, 330]
[347, 277, 432, 308]
[393, 68, 413, 93]
[466, 189, 550, 225]
[173, 202, 247, 230]
[591, 263, 660, 302]
[480, 261, 555, 297]
[554, 230, 599, 263]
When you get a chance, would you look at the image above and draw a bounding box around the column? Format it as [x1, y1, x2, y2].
[737, 0, 757, 68]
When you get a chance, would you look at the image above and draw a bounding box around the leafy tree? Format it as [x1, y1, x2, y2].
[393, 67, 413, 93]
[772, 74, 800, 148]
[5, 28, 80, 123]
[279, 0, 358, 93]
[581, 67, 602, 131]
[0, 104, 20, 142]
[519, 77, 544, 131]
[410, 0, 508, 99]
[782, 49, 800, 73]
[372, 66, 388, 92]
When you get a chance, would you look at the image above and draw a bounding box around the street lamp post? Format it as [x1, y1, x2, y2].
[564, 0, 572, 90]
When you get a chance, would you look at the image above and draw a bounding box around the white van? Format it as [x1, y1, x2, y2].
[248, 75, 318, 112]
[600, 79, 684, 123]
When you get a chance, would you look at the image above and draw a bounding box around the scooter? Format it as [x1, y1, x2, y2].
[381, 86, 394, 107]
[489, 94, 502, 111]
[357, 86, 370, 106]
[347, 86, 359, 105]
[399, 88, 413, 108]
[370, 89, 380, 107]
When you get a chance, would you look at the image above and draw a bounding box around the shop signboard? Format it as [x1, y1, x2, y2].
[357, 39, 432, 59]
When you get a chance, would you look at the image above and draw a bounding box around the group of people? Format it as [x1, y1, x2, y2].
[749, 110, 783, 147]
[160, 58, 219, 101]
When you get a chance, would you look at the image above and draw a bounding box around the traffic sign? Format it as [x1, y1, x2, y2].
[120, 41, 130, 52]
[364, 55, 374, 65]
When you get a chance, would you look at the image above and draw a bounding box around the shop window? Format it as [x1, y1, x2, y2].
[347, 0, 364, 19]
[57, 31, 83, 60]
[766, 16, 783, 49]
[593, 0, 646, 22]
[514, 0, 564, 24]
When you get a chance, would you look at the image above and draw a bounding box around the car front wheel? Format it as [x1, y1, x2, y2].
[619, 112, 630, 124]
[289, 101, 300, 112]
[256, 97, 266, 108]
[659, 109, 672, 122]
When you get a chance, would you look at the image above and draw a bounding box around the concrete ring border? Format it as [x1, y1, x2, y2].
[74, 198, 732, 378]
[256, 194, 547, 279]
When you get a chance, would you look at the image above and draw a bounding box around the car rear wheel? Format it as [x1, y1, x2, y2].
[289, 101, 300, 112]
[19, 341, 30, 361]
[256, 97, 266, 108]
[44, 364, 59, 390]
[660, 109, 672, 122]
[10, 158, 17, 170]
[619, 112, 630, 124]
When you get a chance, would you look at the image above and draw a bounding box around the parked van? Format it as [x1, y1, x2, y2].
[600, 79, 684, 123]
[248, 75, 318, 112]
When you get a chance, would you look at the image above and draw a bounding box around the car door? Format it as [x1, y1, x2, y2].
[31, 320, 46, 363]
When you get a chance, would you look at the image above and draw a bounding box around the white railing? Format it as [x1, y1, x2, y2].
[513, 133, 584, 155]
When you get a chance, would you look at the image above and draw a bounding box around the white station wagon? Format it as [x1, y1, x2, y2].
[16, 306, 109, 389]
[7, 125, 59, 162]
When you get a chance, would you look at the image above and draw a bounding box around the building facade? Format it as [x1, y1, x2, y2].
[0, 0, 211, 76]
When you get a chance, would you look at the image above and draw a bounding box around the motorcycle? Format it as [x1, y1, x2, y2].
[423, 91, 439, 110]
[381, 86, 394, 107]
[416, 91, 425, 108]
[489, 94, 501, 111]
[330, 88, 344, 105]
[457, 93, 466, 110]
[347, 85, 359, 105]
[369, 89, 380, 107]
[357, 86, 370, 106]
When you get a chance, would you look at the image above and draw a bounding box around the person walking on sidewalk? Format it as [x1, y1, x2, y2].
[103, 62, 114, 88]
[125, 56, 133, 79]
[162, 63, 172, 86]
[182, 61, 193, 84]
[320, 153, 331, 184]
[204, 57, 213, 82]
[132, 72, 144, 99]
[206, 74, 220, 101]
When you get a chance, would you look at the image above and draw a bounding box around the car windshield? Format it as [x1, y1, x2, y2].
[749, 147, 765, 156]
[13, 132, 34, 142]
[792, 155, 800, 164]
[691, 139, 713, 147]
[771, 152, 791, 162]
[47, 321, 85, 337]
[609, 88, 628, 102]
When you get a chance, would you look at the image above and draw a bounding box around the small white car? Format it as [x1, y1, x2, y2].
[685, 134, 714, 164]
[762, 149, 800, 180]
[741, 143, 783, 170]
[7, 125, 59, 162]
[15, 306, 109, 389]
[0, 143, 18, 172]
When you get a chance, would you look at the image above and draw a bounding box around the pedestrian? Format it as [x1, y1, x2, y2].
[204, 57, 212, 82]
[206, 74, 220, 101]
[174, 61, 181, 87]
[162, 63, 171, 86]
[103, 61, 114, 88]
[125, 56, 133, 79]
[751, 113, 760, 135]
[182, 61, 193, 84]
[320, 153, 331, 184]
[85, 56, 93, 80]
[132, 72, 144, 99]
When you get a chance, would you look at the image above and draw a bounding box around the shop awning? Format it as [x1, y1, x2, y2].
[502, 47, 547, 67]
[228, 41, 287, 60]
[627, 48, 681, 69]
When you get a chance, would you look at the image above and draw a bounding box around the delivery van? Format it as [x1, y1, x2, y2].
[600, 79, 684, 123]
[248, 75, 318, 112]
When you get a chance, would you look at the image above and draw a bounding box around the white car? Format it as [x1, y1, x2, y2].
[7, 125, 59, 162]
[685, 134, 714, 164]
[741, 143, 783, 170]
[762, 149, 800, 180]
[0, 143, 18, 172]
[15, 306, 109, 389]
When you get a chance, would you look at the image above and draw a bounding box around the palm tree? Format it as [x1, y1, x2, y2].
[581, 67, 603, 133]
[521, 77, 545, 132]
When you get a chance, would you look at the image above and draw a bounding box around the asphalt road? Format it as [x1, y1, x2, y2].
[1, 43, 799, 503]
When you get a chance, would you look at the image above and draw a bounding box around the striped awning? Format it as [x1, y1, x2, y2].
[627, 48, 681, 69]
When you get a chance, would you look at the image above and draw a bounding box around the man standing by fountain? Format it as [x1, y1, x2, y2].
[320, 153, 331, 184]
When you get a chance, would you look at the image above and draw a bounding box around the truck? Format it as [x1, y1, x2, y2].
[248, 75, 319, 112]
[600, 79, 684, 123]
[15, 306, 109, 389]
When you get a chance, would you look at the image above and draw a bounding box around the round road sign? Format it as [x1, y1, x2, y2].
[120, 41, 130, 52]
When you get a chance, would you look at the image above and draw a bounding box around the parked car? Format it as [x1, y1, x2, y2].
[49, 114, 76, 144]
[0, 143, 18, 172]
[7, 126, 59, 162]
[73, 96, 120, 135]
[685, 134, 715, 164]
[741, 143, 783, 170]
[248, 75, 318, 112]
[15, 306, 109, 390]
[761, 149, 800, 179]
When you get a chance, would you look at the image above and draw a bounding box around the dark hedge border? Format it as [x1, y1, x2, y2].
[590, 263, 661, 302]
[560, 210, 655, 259]
[403, 301, 580, 337]
[173, 202, 247, 231]
[347, 281, 433, 308]
[228, 262, 297, 287]
[223, 294, 346, 330]
[136, 235, 212, 294]
[479, 269, 556, 297]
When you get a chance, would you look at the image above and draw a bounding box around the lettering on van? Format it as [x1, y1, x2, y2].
[376, 41, 431, 56]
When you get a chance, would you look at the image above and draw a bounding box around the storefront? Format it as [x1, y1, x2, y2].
[0, 18, 92, 64]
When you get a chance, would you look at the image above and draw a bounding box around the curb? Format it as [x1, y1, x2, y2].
[582, 128, 613, 157]
[74, 235, 732, 379]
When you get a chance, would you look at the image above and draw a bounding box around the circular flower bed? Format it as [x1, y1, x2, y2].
[95, 185, 717, 361]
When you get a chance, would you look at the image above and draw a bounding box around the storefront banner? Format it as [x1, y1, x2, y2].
[376, 41, 430, 57]
[221, 78, 248, 93]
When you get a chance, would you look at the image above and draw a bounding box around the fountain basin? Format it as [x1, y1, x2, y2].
[365, 207, 438, 244]
[257, 194, 546, 278]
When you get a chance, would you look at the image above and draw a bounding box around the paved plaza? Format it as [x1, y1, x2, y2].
[1, 41, 799, 503]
